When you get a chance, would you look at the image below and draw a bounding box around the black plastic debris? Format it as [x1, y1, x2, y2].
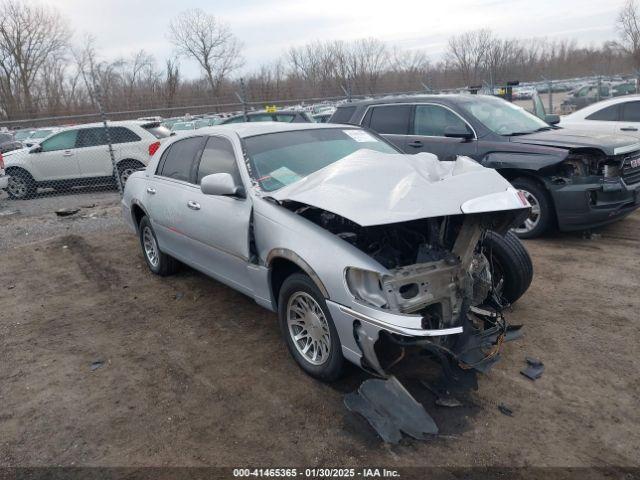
[421, 380, 463, 408]
[498, 403, 514, 417]
[55, 208, 80, 217]
[344, 376, 438, 444]
[174, 292, 184, 300]
[521, 356, 544, 380]
[90, 360, 104, 371]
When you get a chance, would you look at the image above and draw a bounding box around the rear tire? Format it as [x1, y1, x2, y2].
[278, 273, 344, 381]
[6, 169, 37, 200]
[511, 177, 553, 238]
[138, 216, 178, 276]
[483, 230, 533, 306]
[117, 160, 145, 186]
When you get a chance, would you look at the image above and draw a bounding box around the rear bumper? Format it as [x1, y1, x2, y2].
[550, 178, 640, 231]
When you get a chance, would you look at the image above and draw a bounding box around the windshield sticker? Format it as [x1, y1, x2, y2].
[269, 166, 302, 186]
[343, 129, 376, 143]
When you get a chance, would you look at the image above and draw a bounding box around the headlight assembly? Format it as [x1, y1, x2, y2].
[345, 267, 387, 308]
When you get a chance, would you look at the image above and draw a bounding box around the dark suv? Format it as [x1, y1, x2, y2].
[330, 95, 640, 238]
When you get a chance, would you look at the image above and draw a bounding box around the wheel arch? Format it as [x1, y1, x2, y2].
[266, 249, 329, 308]
[130, 200, 150, 232]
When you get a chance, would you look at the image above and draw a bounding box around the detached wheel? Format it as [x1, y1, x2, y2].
[138, 216, 178, 276]
[6, 169, 37, 200]
[278, 273, 344, 381]
[511, 177, 553, 238]
[483, 230, 533, 306]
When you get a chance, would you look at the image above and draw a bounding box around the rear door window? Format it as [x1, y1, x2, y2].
[413, 105, 471, 137]
[109, 127, 141, 144]
[621, 101, 640, 122]
[368, 105, 411, 135]
[156, 136, 205, 182]
[586, 104, 620, 121]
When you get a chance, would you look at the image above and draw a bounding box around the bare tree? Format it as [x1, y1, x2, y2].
[164, 58, 180, 107]
[168, 9, 243, 96]
[617, 0, 640, 71]
[446, 29, 492, 86]
[0, 0, 70, 116]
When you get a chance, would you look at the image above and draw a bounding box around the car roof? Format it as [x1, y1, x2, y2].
[565, 94, 640, 119]
[183, 122, 349, 139]
[52, 120, 155, 132]
[338, 94, 479, 107]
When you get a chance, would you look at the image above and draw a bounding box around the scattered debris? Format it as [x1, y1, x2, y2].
[0, 209, 20, 217]
[174, 292, 184, 300]
[421, 380, 463, 408]
[435, 396, 463, 408]
[55, 208, 80, 217]
[498, 403, 514, 417]
[90, 360, 104, 371]
[344, 376, 438, 444]
[7, 285, 15, 290]
[521, 357, 544, 381]
[62, 245, 68, 250]
[80, 204, 96, 209]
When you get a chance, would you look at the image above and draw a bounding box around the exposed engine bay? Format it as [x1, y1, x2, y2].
[284, 201, 522, 324]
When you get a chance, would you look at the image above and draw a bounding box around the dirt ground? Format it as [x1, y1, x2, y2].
[0, 193, 639, 469]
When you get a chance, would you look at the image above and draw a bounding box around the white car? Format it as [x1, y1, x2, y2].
[2, 121, 171, 199]
[559, 95, 640, 137]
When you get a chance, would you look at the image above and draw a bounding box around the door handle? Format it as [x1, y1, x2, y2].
[146, 187, 156, 194]
[62, 150, 73, 156]
[621, 127, 638, 131]
[187, 200, 201, 210]
[408, 140, 423, 148]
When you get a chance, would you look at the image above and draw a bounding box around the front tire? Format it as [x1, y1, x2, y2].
[483, 230, 534, 306]
[6, 169, 37, 200]
[278, 273, 344, 381]
[138, 216, 178, 276]
[511, 177, 553, 238]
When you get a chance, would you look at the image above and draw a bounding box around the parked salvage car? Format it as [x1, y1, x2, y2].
[559, 95, 640, 137]
[331, 95, 640, 238]
[2, 121, 171, 199]
[122, 123, 532, 387]
[220, 110, 313, 124]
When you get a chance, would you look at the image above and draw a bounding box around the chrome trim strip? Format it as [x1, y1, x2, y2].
[614, 143, 640, 156]
[337, 304, 463, 337]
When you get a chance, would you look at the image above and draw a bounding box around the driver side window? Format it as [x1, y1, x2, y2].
[40, 130, 78, 152]
[413, 105, 471, 137]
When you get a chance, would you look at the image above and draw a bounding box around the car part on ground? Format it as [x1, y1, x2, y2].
[330, 94, 640, 238]
[122, 123, 531, 440]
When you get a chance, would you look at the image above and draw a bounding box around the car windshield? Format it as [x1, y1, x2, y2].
[244, 128, 398, 192]
[459, 96, 550, 135]
[172, 122, 194, 131]
[30, 129, 54, 139]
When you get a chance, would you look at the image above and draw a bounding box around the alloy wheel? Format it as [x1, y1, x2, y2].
[513, 189, 541, 235]
[142, 226, 159, 267]
[286, 292, 331, 366]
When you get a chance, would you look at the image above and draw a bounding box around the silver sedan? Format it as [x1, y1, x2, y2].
[122, 123, 530, 380]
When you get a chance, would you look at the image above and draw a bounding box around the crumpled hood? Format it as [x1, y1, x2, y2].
[267, 150, 526, 227]
[510, 129, 640, 156]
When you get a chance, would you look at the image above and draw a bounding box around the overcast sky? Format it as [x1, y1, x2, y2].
[53, 0, 628, 78]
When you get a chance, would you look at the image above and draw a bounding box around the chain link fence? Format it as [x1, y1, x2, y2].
[0, 74, 636, 210]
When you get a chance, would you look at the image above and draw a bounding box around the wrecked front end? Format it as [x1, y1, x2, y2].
[547, 148, 640, 231]
[286, 202, 527, 380]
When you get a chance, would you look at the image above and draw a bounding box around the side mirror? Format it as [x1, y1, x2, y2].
[444, 125, 473, 140]
[200, 173, 242, 196]
[545, 114, 560, 125]
[29, 145, 42, 153]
